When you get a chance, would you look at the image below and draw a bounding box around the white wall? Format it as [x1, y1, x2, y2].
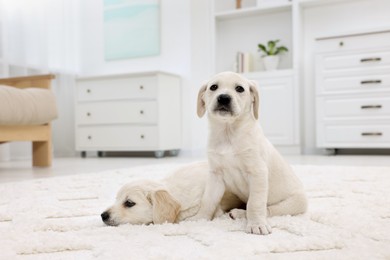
[301, 0, 390, 154]
[51, 75, 78, 157]
[79, 0, 190, 77]
[78, 0, 200, 154]
[189, 0, 213, 155]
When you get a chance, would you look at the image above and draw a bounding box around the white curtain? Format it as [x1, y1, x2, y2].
[1, 0, 80, 73]
[0, 0, 80, 161]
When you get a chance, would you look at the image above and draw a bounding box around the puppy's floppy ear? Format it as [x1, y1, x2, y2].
[249, 80, 259, 120]
[150, 190, 181, 224]
[197, 82, 208, 118]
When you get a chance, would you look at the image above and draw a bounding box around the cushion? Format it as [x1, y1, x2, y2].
[0, 85, 58, 125]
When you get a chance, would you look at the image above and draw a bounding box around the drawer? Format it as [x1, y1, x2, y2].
[323, 125, 390, 145]
[77, 125, 158, 149]
[318, 71, 390, 94]
[319, 96, 390, 119]
[77, 76, 157, 102]
[322, 51, 390, 70]
[76, 101, 158, 125]
[315, 31, 390, 53]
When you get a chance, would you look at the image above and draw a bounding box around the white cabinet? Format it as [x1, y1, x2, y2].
[245, 70, 297, 146]
[315, 30, 390, 149]
[75, 72, 181, 157]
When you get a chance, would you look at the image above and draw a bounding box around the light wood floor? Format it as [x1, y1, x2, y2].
[1, 154, 390, 183]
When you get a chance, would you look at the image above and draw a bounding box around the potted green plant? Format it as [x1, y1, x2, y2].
[258, 40, 288, 71]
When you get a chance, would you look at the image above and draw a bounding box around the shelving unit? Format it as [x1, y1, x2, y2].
[212, 0, 299, 151]
[215, 2, 292, 20]
[213, 1, 293, 73]
[242, 68, 293, 79]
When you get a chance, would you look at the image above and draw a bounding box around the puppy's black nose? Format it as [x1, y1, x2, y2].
[218, 94, 231, 105]
[101, 211, 110, 222]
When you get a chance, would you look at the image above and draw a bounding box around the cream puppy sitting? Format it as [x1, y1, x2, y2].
[189, 71, 307, 235]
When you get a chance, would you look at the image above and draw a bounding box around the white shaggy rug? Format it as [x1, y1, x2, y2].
[0, 163, 390, 259]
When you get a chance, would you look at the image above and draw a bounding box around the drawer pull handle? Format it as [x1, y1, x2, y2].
[361, 105, 382, 109]
[361, 132, 382, 136]
[87, 89, 91, 93]
[360, 57, 381, 63]
[361, 80, 382, 85]
[140, 110, 144, 114]
[87, 112, 91, 116]
[339, 41, 344, 47]
[88, 135, 92, 140]
[140, 85, 144, 90]
[140, 135, 145, 139]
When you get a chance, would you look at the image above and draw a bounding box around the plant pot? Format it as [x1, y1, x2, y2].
[263, 55, 279, 71]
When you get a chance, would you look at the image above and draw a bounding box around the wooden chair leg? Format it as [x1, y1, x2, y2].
[32, 140, 52, 167]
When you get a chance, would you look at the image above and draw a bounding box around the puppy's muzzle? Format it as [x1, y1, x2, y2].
[101, 211, 110, 223]
[218, 94, 231, 106]
[101, 210, 118, 226]
[215, 94, 232, 114]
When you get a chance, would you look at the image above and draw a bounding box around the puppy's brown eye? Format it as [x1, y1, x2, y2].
[235, 86, 244, 93]
[210, 84, 218, 91]
[123, 200, 136, 208]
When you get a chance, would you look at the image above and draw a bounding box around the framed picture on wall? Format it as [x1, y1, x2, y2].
[103, 0, 160, 60]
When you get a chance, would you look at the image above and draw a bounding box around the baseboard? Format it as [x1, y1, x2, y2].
[335, 148, 390, 155]
[302, 147, 390, 155]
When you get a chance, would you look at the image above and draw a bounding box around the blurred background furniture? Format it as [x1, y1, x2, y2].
[0, 74, 57, 166]
[315, 29, 390, 151]
[75, 71, 181, 158]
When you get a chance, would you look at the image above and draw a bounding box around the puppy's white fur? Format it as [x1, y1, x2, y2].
[190, 71, 308, 235]
[102, 161, 242, 226]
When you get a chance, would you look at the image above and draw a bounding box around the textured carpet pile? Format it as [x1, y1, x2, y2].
[0, 163, 389, 259]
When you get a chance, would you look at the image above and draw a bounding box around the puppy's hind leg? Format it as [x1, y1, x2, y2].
[229, 192, 307, 220]
[267, 192, 308, 217]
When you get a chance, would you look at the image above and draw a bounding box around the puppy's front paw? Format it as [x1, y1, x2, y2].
[246, 221, 272, 235]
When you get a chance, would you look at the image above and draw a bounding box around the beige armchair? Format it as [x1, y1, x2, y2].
[0, 75, 57, 166]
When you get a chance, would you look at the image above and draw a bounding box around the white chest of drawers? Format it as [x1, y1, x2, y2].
[75, 72, 181, 157]
[315, 29, 390, 150]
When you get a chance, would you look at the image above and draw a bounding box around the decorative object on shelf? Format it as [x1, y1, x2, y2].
[235, 52, 252, 73]
[258, 39, 288, 71]
[236, 0, 242, 9]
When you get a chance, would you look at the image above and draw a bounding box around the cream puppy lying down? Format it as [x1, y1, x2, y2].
[101, 161, 243, 226]
[189, 71, 308, 235]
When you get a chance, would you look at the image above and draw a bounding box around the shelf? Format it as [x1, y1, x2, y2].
[315, 27, 390, 41]
[298, 0, 358, 8]
[242, 69, 294, 79]
[215, 2, 292, 21]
